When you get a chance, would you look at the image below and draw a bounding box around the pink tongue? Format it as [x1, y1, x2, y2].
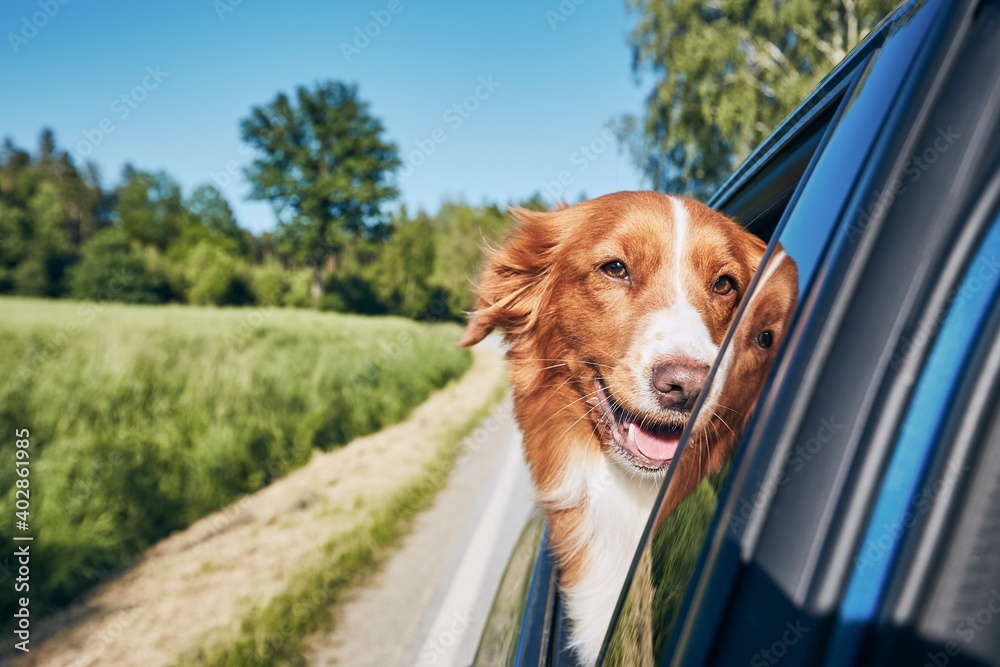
[632, 424, 680, 462]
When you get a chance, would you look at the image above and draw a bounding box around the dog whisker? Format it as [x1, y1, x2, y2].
[512, 357, 616, 371]
[714, 403, 746, 418]
[712, 410, 738, 439]
[567, 338, 627, 366]
[537, 386, 605, 429]
[537, 363, 569, 372]
[554, 400, 604, 444]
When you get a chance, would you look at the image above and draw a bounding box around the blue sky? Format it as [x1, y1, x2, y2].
[0, 0, 649, 234]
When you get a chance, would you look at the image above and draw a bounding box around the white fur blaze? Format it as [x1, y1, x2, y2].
[627, 197, 719, 413]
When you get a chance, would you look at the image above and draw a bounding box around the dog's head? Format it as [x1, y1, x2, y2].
[461, 191, 768, 477]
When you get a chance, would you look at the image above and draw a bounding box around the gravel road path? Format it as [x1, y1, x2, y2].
[308, 393, 535, 667]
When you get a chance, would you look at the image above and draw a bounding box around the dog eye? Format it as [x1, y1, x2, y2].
[601, 260, 629, 280]
[756, 330, 774, 349]
[712, 275, 736, 295]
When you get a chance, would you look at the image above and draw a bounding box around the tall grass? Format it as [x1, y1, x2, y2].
[0, 297, 471, 618]
[181, 376, 508, 667]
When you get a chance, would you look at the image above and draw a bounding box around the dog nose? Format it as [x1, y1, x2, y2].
[651, 359, 709, 411]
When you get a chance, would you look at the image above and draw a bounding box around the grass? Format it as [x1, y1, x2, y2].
[0, 297, 472, 620]
[176, 368, 508, 667]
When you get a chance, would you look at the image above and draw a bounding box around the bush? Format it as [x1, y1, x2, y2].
[320, 272, 386, 315]
[182, 241, 254, 306]
[69, 228, 170, 303]
[249, 261, 289, 306]
[284, 269, 314, 308]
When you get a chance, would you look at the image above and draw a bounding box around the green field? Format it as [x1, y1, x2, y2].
[0, 297, 471, 618]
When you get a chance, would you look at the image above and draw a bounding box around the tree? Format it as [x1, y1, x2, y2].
[241, 81, 400, 304]
[623, 0, 896, 199]
[368, 209, 437, 318]
[16, 180, 73, 295]
[429, 202, 511, 319]
[113, 167, 184, 250]
[176, 184, 246, 257]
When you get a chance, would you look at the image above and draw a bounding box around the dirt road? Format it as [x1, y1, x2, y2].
[307, 396, 535, 667]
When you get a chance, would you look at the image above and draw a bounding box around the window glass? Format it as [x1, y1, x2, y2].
[602, 3, 938, 658]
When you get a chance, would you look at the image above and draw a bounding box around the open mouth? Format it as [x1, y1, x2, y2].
[593, 378, 685, 471]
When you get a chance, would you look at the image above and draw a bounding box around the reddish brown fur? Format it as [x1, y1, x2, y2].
[460, 191, 774, 592]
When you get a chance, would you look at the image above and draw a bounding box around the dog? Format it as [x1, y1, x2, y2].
[460, 191, 784, 664]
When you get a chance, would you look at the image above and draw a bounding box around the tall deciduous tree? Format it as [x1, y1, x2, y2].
[623, 0, 896, 199]
[240, 81, 400, 304]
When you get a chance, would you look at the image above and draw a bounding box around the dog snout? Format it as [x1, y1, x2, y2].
[651, 359, 709, 411]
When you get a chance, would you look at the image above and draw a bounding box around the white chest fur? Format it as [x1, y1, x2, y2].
[555, 456, 661, 664]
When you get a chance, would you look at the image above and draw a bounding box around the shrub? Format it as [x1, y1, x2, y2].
[284, 269, 314, 308]
[182, 241, 254, 306]
[320, 271, 387, 315]
[69, 228, 169, 303]
[249, 261, 289, 306]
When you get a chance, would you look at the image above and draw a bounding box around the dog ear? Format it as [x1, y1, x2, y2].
[459, 206, 562, 347]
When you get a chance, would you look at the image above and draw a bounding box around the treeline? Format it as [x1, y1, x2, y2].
[0, 128, 520, 320]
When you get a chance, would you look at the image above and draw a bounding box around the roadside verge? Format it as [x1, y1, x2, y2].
[12, 345, 506, 667]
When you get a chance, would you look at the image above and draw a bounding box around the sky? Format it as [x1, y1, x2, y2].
[0, 0, 649, 234]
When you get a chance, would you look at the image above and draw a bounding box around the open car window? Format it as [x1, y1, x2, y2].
[601, 2, 938, 657]
[600, 0, 997, 663]
[598, 65, 859, 662]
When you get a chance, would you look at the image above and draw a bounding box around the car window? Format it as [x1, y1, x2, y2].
[601, 4, 945, 660]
